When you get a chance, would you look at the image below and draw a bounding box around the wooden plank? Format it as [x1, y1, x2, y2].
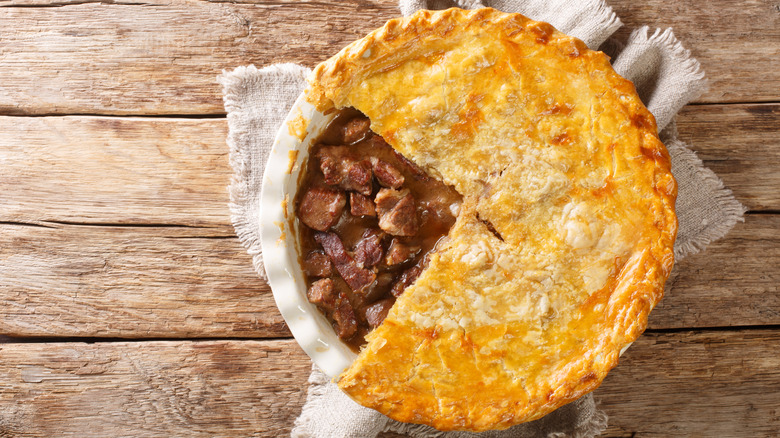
[1, 104, 776, 232]
[0, 215, 777, 338]
[676, 103, 780, 211]
[0, 0, 776, 116]
[0, 0, 398, 115]
[0, 223, 288, 338]
[0, 339, 311, 437]
[599, 330, 780, 437]
[609, 0, 780, 104]
[650, 214, 780, 330]
[0, 116, 233, 230]
[1, 331, 778, 436]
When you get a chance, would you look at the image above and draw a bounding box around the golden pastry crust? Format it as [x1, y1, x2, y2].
[307, 7, 677, 432]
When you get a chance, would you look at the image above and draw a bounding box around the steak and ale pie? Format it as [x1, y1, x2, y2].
[295, 7, 677, 432]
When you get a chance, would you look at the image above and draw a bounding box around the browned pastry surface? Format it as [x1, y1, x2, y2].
[306, 7, 677, 432]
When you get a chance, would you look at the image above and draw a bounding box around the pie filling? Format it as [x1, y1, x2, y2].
[295, 108, 462, 350]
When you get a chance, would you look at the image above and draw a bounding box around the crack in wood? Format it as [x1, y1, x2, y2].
[41, 220, 224, 229]
[0, 113, 228, 119]
[0, 101, 773, 118]
[0, 220, 57, 229]
[645, 324, 780, 334]
[1, 0, 155, 7]
[0, 0, 387, 8]
[0, 335, 294, 344]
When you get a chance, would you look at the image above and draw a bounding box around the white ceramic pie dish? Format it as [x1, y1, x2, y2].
[260, 87, 358, 378]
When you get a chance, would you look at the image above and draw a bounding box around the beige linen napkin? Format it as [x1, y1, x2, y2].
[219, 0, 746, 436]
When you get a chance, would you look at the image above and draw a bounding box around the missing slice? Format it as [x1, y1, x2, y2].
[295, 108, 462, 351]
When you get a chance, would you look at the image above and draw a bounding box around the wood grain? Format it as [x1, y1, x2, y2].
[0, 224, 288, 338]
[0, 332, 778, 437]
[0, 0, 398, 115]
[650, 214, 780, 330]
[0, 215, 777, 337]
[609, 0, 780, 104]
[1, 103, 777, 234]
[599, 330, 780, 437]
[676, 103, 780, 211]
[0, 116, 233, 229]
[0, 0, 777, 116]
[0, 0, 776, 435]
[0, 339, 311, 437]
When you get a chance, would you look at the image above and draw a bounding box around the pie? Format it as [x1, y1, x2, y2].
[300, 7, 677, 432]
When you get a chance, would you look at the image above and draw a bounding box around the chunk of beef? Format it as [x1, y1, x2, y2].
[298, 187, 346, 231]
[342, 117, 371, 144]
[384, 238, 420, 266]
[354, 229, 384, 268]
[375, 188, 419, 236]
[319, 151, 341, 185]
[318, 146, 372, 195]
[314, 232, 376, 292]
[374, 188, 401, 211]
[307, 278, 337, 312]
[333, 292, 358, 339]
[364, 298, 394, 328]
[345, 160, 372, 195]
[390, 263, 424, 297]
[365, 133, 428, 181]
[370, 158, 404, 189]
[303, 251, 332, 277]
[349, 192, 376, 217]
[366, 133, 392, 150]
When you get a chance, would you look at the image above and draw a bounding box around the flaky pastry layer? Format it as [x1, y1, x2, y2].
[306, 7, 677, 432]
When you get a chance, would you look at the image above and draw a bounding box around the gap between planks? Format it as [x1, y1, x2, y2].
[1, 210, 775, 234]
[1, 100, 777, 118]
[3, 324, 780, 346]
[0, 335, 296, 344]
[0, 0, 357, 7]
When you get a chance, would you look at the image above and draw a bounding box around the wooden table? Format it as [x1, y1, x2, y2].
[1, 0, 778, 436]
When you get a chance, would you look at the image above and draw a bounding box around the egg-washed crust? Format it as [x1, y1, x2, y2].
[307, 7, 677, 432]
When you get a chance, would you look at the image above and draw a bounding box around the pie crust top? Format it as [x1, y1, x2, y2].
[305, 7, 677, 432]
